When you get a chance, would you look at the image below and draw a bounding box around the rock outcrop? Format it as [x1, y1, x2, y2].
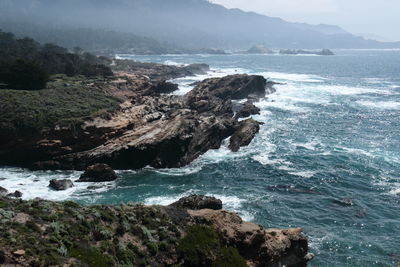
[0, 72, 274, 170]
[49, 179, 74, 191]
[0, 186, 8, 196]
[279, 49, 335, 56]
[170, 195, 223, 210]
[77, 164, 118, 182]
[235, 102, 261, 119]
[0, 195, 312, 266]
[229, 119, 261, 152]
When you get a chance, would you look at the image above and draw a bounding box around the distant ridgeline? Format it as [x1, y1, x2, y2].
[0, 30, 113, 90]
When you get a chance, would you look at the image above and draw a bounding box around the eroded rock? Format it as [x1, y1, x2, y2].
[170, 195, 223, 210]
[49, 179, 74, 191]
[77, 164, 118, 182]
[229, 119, 261, 152]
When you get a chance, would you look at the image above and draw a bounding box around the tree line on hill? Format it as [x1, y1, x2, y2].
[0, 30, 113, 90]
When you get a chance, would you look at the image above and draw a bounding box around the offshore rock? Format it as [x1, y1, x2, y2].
[170, 195, 223, 210]
[235, 102, 261, 119]
[77, 164, 118, 182]
[49, 179, 74, 191]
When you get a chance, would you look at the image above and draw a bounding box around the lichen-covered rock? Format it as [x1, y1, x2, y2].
[49, 179, 74, 191]
[170, 195, 223, 210]
[77, 164, 117, 182]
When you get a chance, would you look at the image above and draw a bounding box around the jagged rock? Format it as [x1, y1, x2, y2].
[229, 119, 261, 152]
[235, 102, 260, 118]
[49, 179, 74, 191]
[188, 209, 311, 266]
[170, 195, 223, 210]
[152, 80, 179, 94]
[0, 73, 276, 170]
[188, 74, 268, 100]
[0, 186, 8, 196]
[77, 164, 118, 182]
[7, 191, 22, 198]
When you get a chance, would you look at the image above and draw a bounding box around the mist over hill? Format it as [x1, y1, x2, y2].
[1, 0, 399, 51]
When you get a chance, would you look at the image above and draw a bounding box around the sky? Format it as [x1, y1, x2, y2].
[210, 0, 400, 41]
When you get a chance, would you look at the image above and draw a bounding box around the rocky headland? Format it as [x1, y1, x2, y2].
[0, 61, 275, 171]
[0, 195, 312, 266]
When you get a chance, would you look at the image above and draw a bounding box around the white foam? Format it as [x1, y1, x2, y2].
[0, 167, 116, 201]
[163, 60, 188, 66]
[357, 100, 400, 110]
[258, 72, 325, 83]
[288, 171, 316, 178]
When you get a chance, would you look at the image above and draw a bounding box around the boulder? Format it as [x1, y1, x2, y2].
[77, 164, 118, 182]
[170, 195, 223, 210]
[152, 80, 179, 94]
[188, 74, 267, 100]
[229, 119, 261, 152]
[49, 179, 74, 191]
[7, 191, 22, 198]
[0, 186, 8, 196]
[235, 103, 260, 119]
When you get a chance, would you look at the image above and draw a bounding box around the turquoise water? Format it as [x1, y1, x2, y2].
[1, 50, 400, 266]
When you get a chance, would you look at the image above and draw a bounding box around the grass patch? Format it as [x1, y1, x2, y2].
[0, 75, 120, 135]
[213, 247, 247, 267]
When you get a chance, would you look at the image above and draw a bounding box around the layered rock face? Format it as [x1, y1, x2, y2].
[1, 72, 274, 170]
[0, 195, 312, 266]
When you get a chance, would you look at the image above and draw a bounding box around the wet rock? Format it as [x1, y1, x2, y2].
[7, 191, 22, 198]
[333, 198, 353, 207]
[77, 164, 117, 182]
[0, 186, 8, 196]
[229, 119, 261, 152]
[170, 195, 223, 210]
[0, 177, 6, 181]
[49, 179, 74, 191]
[235, 103, 260, 119]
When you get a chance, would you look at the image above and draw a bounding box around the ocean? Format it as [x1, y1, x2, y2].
[1, 50, 400, 266]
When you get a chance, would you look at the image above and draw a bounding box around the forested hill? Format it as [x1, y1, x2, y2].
[1, 0, 399, 50]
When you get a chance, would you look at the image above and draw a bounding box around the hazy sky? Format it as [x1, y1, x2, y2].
[210, 0, 400, 41]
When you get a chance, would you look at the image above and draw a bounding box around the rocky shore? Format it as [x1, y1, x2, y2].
[0, 195, 312, 266]
[0, 62, 275, 170]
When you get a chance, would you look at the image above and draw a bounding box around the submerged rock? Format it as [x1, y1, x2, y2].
[229, 119, 261, 152]
[49, 179, 74, 191]
[333, 198, 353, 207]
[170, 195, 223, 210]
[77, 164, 118, 182]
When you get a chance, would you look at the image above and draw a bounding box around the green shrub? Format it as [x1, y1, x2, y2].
[68, 246, 114, 267]
[212, 247, 247, 267]
[177, 225, 220, 266]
